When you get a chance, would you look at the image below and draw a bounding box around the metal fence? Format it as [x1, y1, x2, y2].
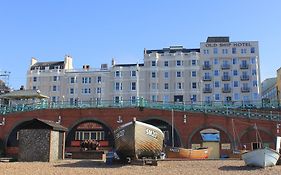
[0, 99, 280, 121]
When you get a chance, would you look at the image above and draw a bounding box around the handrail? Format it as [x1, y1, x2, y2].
[0, 99, 280, 121]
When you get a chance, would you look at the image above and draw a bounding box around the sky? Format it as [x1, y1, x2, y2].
[0, 0, 281, 89]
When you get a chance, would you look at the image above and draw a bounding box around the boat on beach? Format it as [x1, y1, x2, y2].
[114, 118, 164, 160]
[242, 147, 280, 168]
[165, 147, 209, 159]
[240, 123, 280, 168]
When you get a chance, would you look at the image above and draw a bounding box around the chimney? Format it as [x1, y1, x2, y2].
[112, 58, 116, 66]
[31, 57, 38, 66]
[64, 55, 73, 70]
[82, 65, 90, 70]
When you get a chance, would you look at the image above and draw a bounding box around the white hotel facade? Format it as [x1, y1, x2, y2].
[26, 37, 261, 105]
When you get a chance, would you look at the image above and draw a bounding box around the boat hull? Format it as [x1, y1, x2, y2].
[165, 147, 209, 159]
[242, 148, 280, 168]
[114, 120, 164, 160]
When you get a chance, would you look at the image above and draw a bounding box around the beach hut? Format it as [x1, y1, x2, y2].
[18, 118, 68, 162]
[200, 129, 220, 159]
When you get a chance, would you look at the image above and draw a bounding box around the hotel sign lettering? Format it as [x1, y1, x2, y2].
[205, 42, 251, 47]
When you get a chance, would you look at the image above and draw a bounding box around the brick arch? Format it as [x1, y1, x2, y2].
[65, 117, 114, 147]
[140, 116, 183, 147]
[238, 125, 274, 142]
[187, 123, 234, 148]
[3, 117, 34, 148]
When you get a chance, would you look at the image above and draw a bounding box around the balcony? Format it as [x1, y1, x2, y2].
[222, 87, 231, 93]
[221, 64, 231, 70]
[203, 76, 212, 81]
[203, 88, 212, 93]
[203, 64, 212, 70]
[222, 76, 231, 81]
[240, 64, 249, 69]
[241, 87, 250, 93]
[240, 75, 250, 81]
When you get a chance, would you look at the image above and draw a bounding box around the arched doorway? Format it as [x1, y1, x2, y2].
[189, 127, 232, 159]
[66, 120, 114, 152]
[142, 119, 181, 147]
[239, 126, 275, 151]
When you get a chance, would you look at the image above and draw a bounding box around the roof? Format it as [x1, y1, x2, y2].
[206, 37, 230, 43]
[145, 47, 200, 54]
[22, 118, 68, 132]
[0, 89, 49, 99]
[114, 63, 144, 67]
[30, 61, 64, 70]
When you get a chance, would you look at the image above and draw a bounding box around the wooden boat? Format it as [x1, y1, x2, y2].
[190, 147, 209, 159]
[114, 119, 164, 160]
[165, 147, 191, 158]
[242, 147, 280, 168]
[165, 147, 209, 159]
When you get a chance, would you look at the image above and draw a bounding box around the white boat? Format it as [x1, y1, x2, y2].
[242, 147, 280, 168]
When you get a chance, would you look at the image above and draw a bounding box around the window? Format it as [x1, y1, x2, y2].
[115, 82, 122, 91]
[204, 60, 210, 66]
[251, 57, 256, 64]
[252, 69, 257, 76]
[214, 81, 220, 88]
[151, 83, 156, 90]
[53, 76, 58, 81]
[152, 72, 156, 78]
[164, 83, 169, 90]
[176, 60, 182, 66]
[214, 70, 219, 76]
[232, 58, 237, 64]
[97, 76, 101, 83]
[251, 47, 255, 53]
[33, 77, 37, 82]
[192, 82, 197, 89]
[32, 86, 36, 90]
[52, 96, 57, 102]
[114, 96, 121, 103]
[164, 72, 169, 78]
[215, 94, 220, 101]
[234, 93, 240, 100]
[177, 82, 182, 90]
[151, 61, 156, 66]
[191, 60, 196, 65]
[204, 49, 209, 54]
[131, 82, 136, 90]
[191, 71, 196, 77]
[176, 71, 181, 77]
[214, 58, 218, 65]
[70, 88, 74, 94]
[233, 81, 239, 87]
[233, 70, 238, 76]
[151, 95, 157, 102]
[115, 71, 120, 77]
[131, 71, 136, 77]
[241, 48, 247, 54]
[82, 88, 91, 94]
[52, 85, 57, 92]
[232, 48, 237, 54]
[97, 87, 101, 93]
[163, 95, 169, 103]
[191, 95, 197, 102]
[253, 80, 257, 87]
[222, 48, 228, 54]
[164, 61, 169, 67]
[131, 96, 136, 104]
[70, 77, 75, 83]
[213, 48, 218, 54]
[82, 77, 91, 84]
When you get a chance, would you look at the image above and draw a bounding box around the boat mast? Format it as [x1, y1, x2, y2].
[172, 109, 174, 147]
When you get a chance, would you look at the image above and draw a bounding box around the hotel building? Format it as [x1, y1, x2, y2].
[26, 37, 261, 105]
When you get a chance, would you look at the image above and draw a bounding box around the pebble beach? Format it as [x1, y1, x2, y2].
[1, 159, 281, 175]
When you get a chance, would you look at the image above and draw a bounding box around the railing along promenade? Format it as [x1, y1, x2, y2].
[0, 99, 280, 121]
